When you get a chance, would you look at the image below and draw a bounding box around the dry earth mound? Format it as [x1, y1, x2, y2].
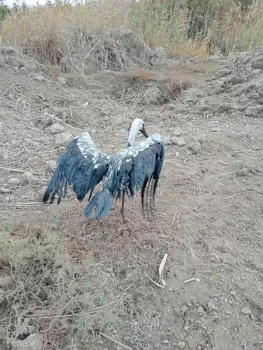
[23, 27, 167, 75]
[173, 46, 263, 119]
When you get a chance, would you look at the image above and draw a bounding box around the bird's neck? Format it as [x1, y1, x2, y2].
[128, 122, 139, 147]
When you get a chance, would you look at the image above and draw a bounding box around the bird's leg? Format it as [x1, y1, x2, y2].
[149, 179, 157, 215]
[121, 191, 126, 223]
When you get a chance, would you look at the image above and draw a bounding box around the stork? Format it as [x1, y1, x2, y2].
[43, 118, 165, 220]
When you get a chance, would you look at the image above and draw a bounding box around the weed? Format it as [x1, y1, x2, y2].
[0, 218, 120, 349]
[0, 0, 262, 69]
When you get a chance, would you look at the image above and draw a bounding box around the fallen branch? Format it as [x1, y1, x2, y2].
[0, 166, 40, 176]
[146, 253, 168, 288]
[99, 331, 133, 350]
[183, 277, 200, 284]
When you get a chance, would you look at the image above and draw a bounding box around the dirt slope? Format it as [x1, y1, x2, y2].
[0, 44, 262, 350]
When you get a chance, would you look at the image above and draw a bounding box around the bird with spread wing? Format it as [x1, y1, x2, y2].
[43, 118, 165, 220]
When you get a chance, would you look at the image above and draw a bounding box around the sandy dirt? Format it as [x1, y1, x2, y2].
[0, 43, 262, 350]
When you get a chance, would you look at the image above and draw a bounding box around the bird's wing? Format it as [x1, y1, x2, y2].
[84, 134, 165, 219]
[43, 132, 111, 204]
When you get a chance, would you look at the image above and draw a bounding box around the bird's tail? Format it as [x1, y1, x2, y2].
[84, 188, 113, 219]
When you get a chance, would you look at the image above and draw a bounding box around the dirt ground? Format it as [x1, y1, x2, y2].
[0, 43, 262, 350]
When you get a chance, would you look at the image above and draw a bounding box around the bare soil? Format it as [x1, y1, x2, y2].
[0, 44, 262, 350]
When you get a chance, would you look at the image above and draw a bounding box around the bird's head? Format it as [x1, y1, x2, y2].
[129, 118, 148, 137]
[127, 118, 149, 147]
[136, 118, 148, 138]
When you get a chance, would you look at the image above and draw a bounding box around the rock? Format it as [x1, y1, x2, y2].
[178, 341, 186, 349]
[251, 56, 263, 70]
[32, 74, 45, 82]
[244, 106, 263, 118]
[172, 128, 183, 137]
[20, 172, 39, 185]
[163, 134, 173, 145]
[172, 137, 186, 146]
[236, 168, 249, 176]
[11, 333, 44, 350]
[37, 186, 47, 202]
[55, 132, 72, 146]
[143, 87, 162, 105]
[230, 291, 236, 296]
[57, 76, 67, 85]
[180, 305, 188, 315]
[188, 142, 201, 155]
[208, 302, 216, 310]
[0, 276, 13, 289]
[8, 177, 21, 186]
[47, 123, 64, 134]
[0, 187, 12, 194]
[45, 160, 57, 173]
[37, 113, 54, 127]
[197, 306, 205, 314]
[6, 195, 14, 202]
[0, 56, 5, 67]
[242, 306, 252, 316]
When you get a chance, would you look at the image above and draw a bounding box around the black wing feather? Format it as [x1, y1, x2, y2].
[43, 133, 110, 204]
[85, 135, 165, 219]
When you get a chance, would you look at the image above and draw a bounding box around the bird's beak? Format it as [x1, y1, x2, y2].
[140, 125, 149, 138]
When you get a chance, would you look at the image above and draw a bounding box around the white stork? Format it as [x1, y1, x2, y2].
[43, 118, 165, 220]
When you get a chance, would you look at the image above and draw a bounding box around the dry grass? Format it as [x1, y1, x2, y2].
[0, 212, 122, 349]
[0, 195, 169, 349]
[0, 0, 263, 69]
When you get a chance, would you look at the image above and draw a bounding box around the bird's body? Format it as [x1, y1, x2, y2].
[43, 119, 165, 220]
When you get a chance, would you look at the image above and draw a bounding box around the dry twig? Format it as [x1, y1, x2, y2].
[98, 331, 133, 350]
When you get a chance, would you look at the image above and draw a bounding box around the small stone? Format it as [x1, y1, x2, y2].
[244, 106, 263, 118]
[241, 306, 252, 315]
[162, 339, 169, 344]
[180, 305, 188, 315]
[188, 142, 201, 155]
[37, 113, 53, 127]
[55, 132, 72, 146]
[0, 187, 12, 194]
[178, 341, 186, 349]
[47, 123, 64, 134]
[172, 137, 186, 146]
[230, 291, 236, 296]
[0, 56, 5, 67]
[8, 177, 21, 186]
[20, 172, 39, 185]
[172, 128, 182, 137]
[11, 333, 44, 350]
[0, 276, 13, 289]
[117, 227, 125, 235]
[32, 74, 45, 82]
[45, 160, 57, 173]
[37, 186, 48, 202]
[163, 134, 173, 145]
[198, 306, 205, 314]
[57, 76, 67, 85]
[236, 168, 249, 176]
[143, 87, 162, 105]
[208, 302, 216, 310]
